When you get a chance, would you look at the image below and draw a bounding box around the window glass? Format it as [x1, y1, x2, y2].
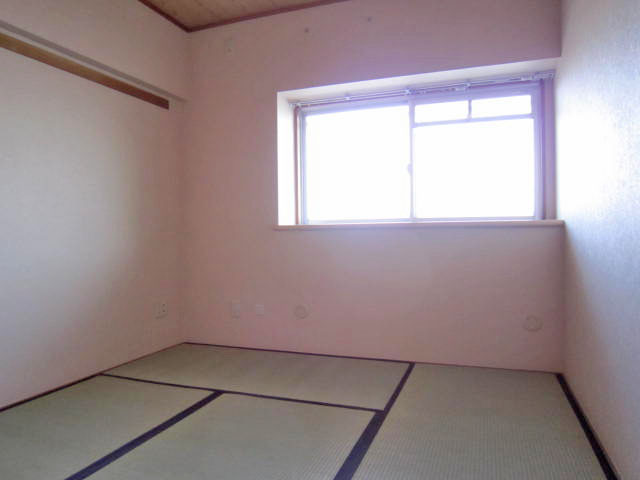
[413, 118, 535, 218]
[472, 95, 531, 118]
[415, 100, 468, 123]
[298, 84, 543, 224]
[304, 105, 410, 222]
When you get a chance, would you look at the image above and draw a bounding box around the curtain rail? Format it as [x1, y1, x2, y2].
[292, 71, 555, 108]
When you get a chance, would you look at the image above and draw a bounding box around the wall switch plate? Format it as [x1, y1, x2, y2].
[255, 303, 265, 315]
[155, 302, 168, 319]
[231, 301, 242, 319]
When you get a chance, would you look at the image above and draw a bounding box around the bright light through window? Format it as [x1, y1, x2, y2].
[413, 118, 535, 218]
[299, 85, 543, 224]
[415, 100, 468, 123]
[304, 105, 410, 222]
[472, 95, 532, 117]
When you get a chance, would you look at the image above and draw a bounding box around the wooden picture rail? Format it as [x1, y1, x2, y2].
[0, 31, 169, 110]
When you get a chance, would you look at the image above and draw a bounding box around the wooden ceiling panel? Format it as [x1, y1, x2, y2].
[139, 0, 350, 31]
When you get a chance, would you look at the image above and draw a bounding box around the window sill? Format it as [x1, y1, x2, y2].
[274, 220, 564, 231]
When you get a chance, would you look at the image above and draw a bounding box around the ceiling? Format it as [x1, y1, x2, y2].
[138, 0, 350, 32]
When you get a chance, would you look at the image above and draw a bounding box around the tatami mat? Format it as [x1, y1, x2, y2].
[91, 393, 372, 480]
[0, 376, 210, 480]
[353, 364, 606, 480]
[107, 344, 408, 409]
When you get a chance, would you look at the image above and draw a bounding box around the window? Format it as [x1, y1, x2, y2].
[295, 79, 549, 224]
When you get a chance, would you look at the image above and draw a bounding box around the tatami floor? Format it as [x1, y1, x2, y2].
[0, 343, 610, 479]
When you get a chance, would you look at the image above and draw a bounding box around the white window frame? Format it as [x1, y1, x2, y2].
[296, 78, 549, 225]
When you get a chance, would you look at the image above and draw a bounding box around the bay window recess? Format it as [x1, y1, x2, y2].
[284, 72, 555, 226]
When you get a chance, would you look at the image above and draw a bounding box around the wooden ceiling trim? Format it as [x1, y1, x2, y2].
[137, 0, 190, 32]
[137, 0, 351, 33]
[188, 0, 351, 32]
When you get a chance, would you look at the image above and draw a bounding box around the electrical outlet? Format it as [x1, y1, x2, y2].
[294, 305, 309, 319]
[523, 315, 543, 332]
[255, 303, 265, 316]
[155, 302, 168, 319]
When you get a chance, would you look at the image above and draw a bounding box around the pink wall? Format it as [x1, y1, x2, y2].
[0, 0, 567, 410]
[0, 2, 186, 408]
[557, 0, 640, 477]
[3, 1, 638, 471]
[184, 0, 565, 371]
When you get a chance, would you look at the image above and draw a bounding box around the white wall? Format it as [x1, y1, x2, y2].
[0, 1, 188, 408]
[557, 0, 640, 477]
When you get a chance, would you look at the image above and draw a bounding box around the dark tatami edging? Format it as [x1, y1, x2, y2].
[60, 366, 401, 479]
[0, 374, 99, 414]
[0, 343, 617, 480]
[183, 341, 558, 374]
[556, 374, 618, 479]
[94, 366, 416, 479]
[0, 342, 183, 413]
[184, 341, 412, 364]
[65, 392, 223, 480]
[101, 372, 383, 413]
[333, 362, 415, 480]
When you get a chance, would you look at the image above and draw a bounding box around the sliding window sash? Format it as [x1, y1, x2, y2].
[295, 78, 549, 224]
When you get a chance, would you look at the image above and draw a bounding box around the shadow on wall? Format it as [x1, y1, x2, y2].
[0, 48, 184, 408]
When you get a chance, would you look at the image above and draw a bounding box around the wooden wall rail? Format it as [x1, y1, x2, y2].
[0, 31, 170, 110]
